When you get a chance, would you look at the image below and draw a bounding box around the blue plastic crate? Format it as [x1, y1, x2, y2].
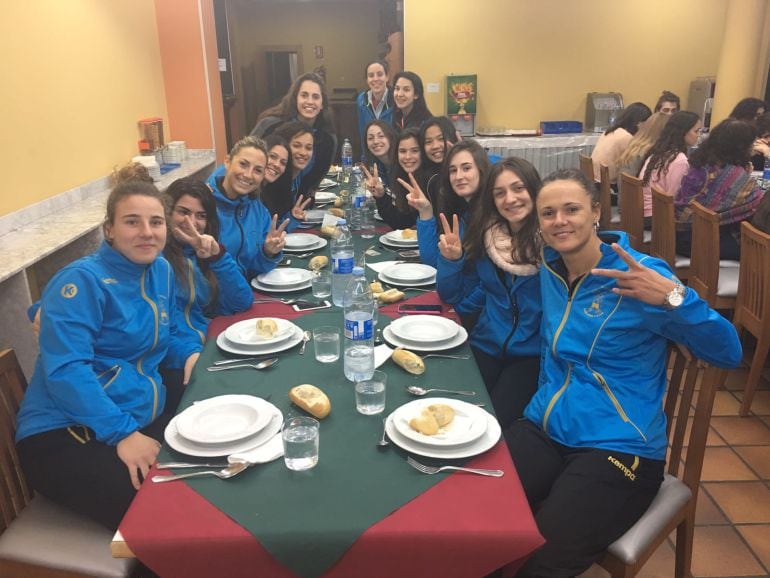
[540, 121, 584, 134]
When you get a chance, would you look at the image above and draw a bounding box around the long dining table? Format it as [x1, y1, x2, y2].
[112, 219, 544, 578]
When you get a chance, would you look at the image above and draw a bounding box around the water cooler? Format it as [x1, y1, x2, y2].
[585, 92, 624, 133]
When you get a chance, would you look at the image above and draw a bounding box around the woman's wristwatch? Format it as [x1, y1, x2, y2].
[663, 283, 686, 310]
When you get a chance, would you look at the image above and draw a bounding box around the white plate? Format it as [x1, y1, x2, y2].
[224, 317, 296, 347]
[380, 263, 436, 283]
[385, 410, 501, 459]
[165, 401, 283, 457]
[389, 315, 460, 344]
[176, 395, 273, 445]
[381, 231, 418, 246]
[216, 326, 304, 355]
[303, 209, 327, 223]
[378, 271, 436, 288]
[283, 238, 328, 253]
[251, 278, 312, 293]
[285, 233, 322, 249]
[382, 324, 468, 352]
[256, 268, 313, 288]
[392, 398, 488, 447]
[317, 180, 337, 191]
[374, 210, 383, 222]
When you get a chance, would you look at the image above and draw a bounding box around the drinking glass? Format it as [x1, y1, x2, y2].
[312, 326, 340, 363]
[311, 270, 332, 298]
[282, 417, 319, 471]
[355, 370, 387, 415]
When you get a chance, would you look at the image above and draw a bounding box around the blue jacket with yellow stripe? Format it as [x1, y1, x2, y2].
[16, 242, 202, 445]
[524, 232, 742, 460]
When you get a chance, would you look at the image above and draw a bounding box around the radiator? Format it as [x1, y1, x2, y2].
[474, 134, 600, 177]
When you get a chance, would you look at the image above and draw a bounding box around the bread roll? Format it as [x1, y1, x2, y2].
[328, 207, 345, 218]
[320, 225, 337, 238]
[377, 288, 405, 303]
[427, 404, 454, 427]
[309, 255, 329, 271]
[409, 410, 439, 436]
[401, 229, 417, 240]
[370, 281, 384, 294]
[289, 384, 331, 419]
[255, 318, 278, 338]
[392, 347, 425, 374]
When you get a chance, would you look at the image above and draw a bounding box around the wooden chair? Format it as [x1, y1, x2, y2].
[618, 173, 650, 252]
[598, 345, 726, 578]
[649, 186, 690, 281]
[598, 164, 620, 229]
[579, 153, 594, 184]
[733, 222, 770, 416]
[688, 202, 739, 310]
[0, 349, 135, 578]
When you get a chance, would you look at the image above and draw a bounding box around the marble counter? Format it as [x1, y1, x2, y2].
[0, 150, 217, 376]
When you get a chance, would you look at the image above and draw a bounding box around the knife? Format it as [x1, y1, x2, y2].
[156, 461, 229, 469]
[212, 356, 274, 366]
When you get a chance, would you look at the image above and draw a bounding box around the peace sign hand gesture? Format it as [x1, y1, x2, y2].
[361, 164, 385, 198]
[591, 243, 679, 306]
[291, 195, 313, 221]
[263, 214, 290, 257]
[398, 172, 433, 220]
[438, 213, 463, 261]
[173, 215, 220, 259]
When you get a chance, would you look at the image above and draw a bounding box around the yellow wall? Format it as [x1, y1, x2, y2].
[405, 0, 729, 128]
[0, 0, 167, 217]
[228, 0, 381, 134]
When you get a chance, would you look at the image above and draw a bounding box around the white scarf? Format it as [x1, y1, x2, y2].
[483, 223, 539, 276]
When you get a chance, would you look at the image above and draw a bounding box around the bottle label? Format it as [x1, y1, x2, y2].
[353, 195, 366, 208]
[345, 317, 373, 340]
[333, 256, 354, 274]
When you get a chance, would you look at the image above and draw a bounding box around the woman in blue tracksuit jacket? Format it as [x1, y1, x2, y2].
[15, 180, 203, 530]
[504, 169, 742, 578]
[356, 60, 394, 157]
[437, 157, 543, 427]
[207, 136, 288, 280]
[163, 177, 253, 365]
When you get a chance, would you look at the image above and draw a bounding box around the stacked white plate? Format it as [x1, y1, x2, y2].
[379, 263, 436, 287]
[302, 209, 327, 225]
[251, 267, 313, 293]
[383, 314, 468, 351]
[283, 233, 327, 253]
[317, 179, 337, 191]
[216, 317, 304, 355]
[385, 398, 501, 458]
[379, 230, 418, 248]
[314, 191, 338, 205]
[165, 394, 284, 457]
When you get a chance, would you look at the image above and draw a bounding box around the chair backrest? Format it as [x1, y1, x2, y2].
[664, 345, 724, 492]
[618, 172, 645, 250]
[598, 164, 612, 229]
[735, 221, 770, 334]
[0, 349, 32, 534]
[579, 153, 594, 183]
[650, 186, 675, 268]
[688, 201, 720, 304]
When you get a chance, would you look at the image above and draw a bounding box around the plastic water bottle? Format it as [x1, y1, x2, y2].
[330, 219, 354, 306]
[341, 138, 353, 182]
[763, 155, 770, 182]
[343, 267, 375, 382]
[352, 170, 367, 231]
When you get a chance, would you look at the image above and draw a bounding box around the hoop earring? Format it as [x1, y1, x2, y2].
[593, 221, 599, 234]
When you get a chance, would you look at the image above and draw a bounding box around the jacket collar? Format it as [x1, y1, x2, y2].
[542, 230, 629, 271]
[98, 240, 154, 276]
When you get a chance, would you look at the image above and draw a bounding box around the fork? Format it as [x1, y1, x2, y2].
[151, 461, 249, 483]
[253, 298, 299, 305]
[406, 456, 503, 477]
[421, 353, 470, 360]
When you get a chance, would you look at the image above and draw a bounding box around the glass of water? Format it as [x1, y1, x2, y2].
[282, 416, 319, 471]
[355, 370, 387, 415]
[311, 270, 332, 298]
[312, 326, 340, 363]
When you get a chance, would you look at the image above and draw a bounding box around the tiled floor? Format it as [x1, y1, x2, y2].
[578, 367, 770, 578]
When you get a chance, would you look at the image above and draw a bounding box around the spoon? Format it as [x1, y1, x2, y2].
[206, 358, 279, 372]
[151, 461, 249, 483]
[406, 386, 476, 397]
[377, 418, 389, 448]
[299, 330, 312, 355]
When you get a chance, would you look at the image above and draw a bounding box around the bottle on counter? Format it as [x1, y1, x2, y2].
[343, 266, 375, 382]
[330, 219, 354, 307]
